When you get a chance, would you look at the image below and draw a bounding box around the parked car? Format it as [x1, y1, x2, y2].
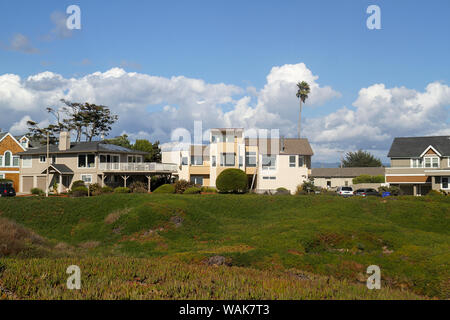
[0, 183, 16, 197]
[336, 186, 354, 197]
[354, 188, 380, 197]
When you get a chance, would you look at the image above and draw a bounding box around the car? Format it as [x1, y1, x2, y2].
[336, 186, 354, 197]
[0, 183, 16, 197]
[354, 188, 380, 197]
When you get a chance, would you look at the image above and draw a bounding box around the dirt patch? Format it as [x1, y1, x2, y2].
[0, 218, 46, 256]
[104, 208, 131, 224]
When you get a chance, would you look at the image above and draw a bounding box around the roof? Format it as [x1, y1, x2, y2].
[42, 164, 74, 174]
[244, 138, 314, 155]
[18, 141, 148, 156]
[311, 167, 385, 178]
[387, 136, 450, 158]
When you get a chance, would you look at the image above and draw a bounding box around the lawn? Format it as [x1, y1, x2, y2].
[0, 194, 448, 299]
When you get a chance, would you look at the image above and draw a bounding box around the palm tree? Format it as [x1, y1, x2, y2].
[296, 81, 310, 138]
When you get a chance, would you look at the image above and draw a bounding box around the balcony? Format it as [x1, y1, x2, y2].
[99, 162, 178, 173]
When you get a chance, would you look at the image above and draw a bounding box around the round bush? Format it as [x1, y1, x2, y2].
[129, 181, 148, 193]
[101, 186, 114, 193]
[89, 183, 102, 196]
[30, 188, 44, 196]
[184, 186, 201, 194]
[276, 187, 290, 195]
[216, 169, 248, 193]
[70, 186, 88, 197]
[153, 184, 175, 194]
[114, 187, 130, 193]
[174, 179, 193, 194]
[71, 180, 86, 189]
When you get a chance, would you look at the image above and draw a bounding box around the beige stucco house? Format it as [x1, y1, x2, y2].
[311, 167, 385, 189]
[162, 128, 314, 194]
[385, 136, 450, 195]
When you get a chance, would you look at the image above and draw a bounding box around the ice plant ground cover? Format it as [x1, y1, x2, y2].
[0, 193, 448, 299]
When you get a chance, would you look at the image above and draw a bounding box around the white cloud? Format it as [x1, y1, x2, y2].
[48, 11, 73, 40]
[2, 33, 39, 54]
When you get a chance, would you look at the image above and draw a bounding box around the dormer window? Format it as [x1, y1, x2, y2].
[20, 139, 28, 149]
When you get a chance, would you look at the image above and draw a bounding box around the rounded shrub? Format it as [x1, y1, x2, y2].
[129, 181, 148, 193]
[101, 186, 114, 193]
[216, 168, 248, 193]
[89, 183, 102, 196]
[71, 180, 86, 189]
[30, 188, 45, 196]
[184, 186, 201, 194]
[114, 187, 130, 193]
[153, 184, 175, 194]
[174, 179, 193, 194]
[69, 186, 88, 197]
[276, 187, 290, 195]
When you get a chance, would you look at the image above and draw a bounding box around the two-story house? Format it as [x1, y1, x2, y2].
[0, 131, 32, 190]
[162, 128, 314, 194]
[386, 136, 450, 195]
[18, 132, 177, 194]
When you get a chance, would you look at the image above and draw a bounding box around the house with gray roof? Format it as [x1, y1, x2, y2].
[17, 131, 177, 194]
[311, 167, 385, 189]
[386, 136, 450, 195]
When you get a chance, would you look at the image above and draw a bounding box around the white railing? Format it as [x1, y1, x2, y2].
[99, 162, 177, 172]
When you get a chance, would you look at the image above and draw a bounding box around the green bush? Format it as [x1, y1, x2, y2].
[378, 185, 401, 196]
[153, 184, 175, 194]
[353, 175, 385, 184]
[276, 187, 290, 195]
[216, 169, 248, 193]
[101, 186, 114, 193]
[129, 181, 148, 193]
[174, 179, 193, 194]
[427, 190, 444, 197]
[201, 186, 217, 193]
[71, 180, 86, 189]
[69, 186, 88, 197]
[184, 186, 201, 194]
[114, 187, 130, 194]
[89, 183, 102, 196]
[30, 188, 44, 196]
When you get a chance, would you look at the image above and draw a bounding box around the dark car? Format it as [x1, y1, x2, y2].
[0, 183, 16, 197]
[354, 188, 379, 197]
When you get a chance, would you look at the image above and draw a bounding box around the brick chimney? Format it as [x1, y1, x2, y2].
[59, 131, 71, 151]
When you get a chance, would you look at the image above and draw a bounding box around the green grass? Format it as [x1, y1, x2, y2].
[0, 194, 448, 299]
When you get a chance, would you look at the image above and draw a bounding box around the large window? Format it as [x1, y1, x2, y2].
[1, 151, 19, 168]
[81, 174, 92, 184]
[298, 155, 305, 167]
[190, 175, 204, 185]
[424, 157, 439, 168]
[4, 151, 11, 167]
[78, 154, 95, 168]
[128, 155, 142, 163]
[262, 155, 276, 170]
[220, 153, 235, 166]
[245, 152, 256, 167]
[191, 156, 203, 165]
[289, 155, 296, 167]
[411, 158, 423, 168]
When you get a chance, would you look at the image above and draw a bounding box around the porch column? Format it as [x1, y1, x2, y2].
[121, 175, 129, 187]
[147, 175, 152, 193]
[58, 174, 62, 194]
[413, 184, 418, 196]
[101, 174, 105, 188]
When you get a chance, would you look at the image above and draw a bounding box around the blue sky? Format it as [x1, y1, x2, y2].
[0, 0, 449, 162]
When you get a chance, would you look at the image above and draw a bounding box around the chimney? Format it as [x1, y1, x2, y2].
[59, 131, 71, 151]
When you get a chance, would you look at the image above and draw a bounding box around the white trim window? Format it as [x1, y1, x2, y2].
[22, 156, 32, 168]
[81, 174, 93, 184]
[181, 157, 188, 166]
[190, 155, 203, 166]
[220, 153, 235, 167]
[298, 155, 305, 167]
[245, 152, 256, 167]
[411, 158, 423, 168]
[128, 155, 142, 163]
[78, 154, 95, 168]
[39, 155, 46, 163]
[442, 177, 449, 189]
[424, 157, 439, 168]
[262, 155, 276, 170]
[0, 173, 4, 179]
[289, 155, 296, 167]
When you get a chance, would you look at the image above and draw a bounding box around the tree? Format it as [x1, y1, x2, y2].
[295, 81, 310, 138]
[133, 139, 161, 162]
[104, 134, 132, 149]
[342, 150, 383, 167]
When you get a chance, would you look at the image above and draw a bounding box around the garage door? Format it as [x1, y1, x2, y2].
[22, 176, 33, 194]
[37, 176, 46, 191]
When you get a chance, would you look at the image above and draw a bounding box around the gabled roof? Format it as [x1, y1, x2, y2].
[244, 138, 314, 155]
[311, 167, 385, 178]
[387, 136, 450, 158]
[41, 164, 74, 174]
[18, 141, 148, 156]
[0, 132, 27, 151]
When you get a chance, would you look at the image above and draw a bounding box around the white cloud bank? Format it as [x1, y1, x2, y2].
[0, 63, 448, 162]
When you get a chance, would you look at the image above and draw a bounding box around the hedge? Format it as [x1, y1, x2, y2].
[216, 168, 248, 193]
[353, 175, 385, 184]
[183, 186, 201, 194]
[153, 184, 175, 194]
[114, 187, 131, 193]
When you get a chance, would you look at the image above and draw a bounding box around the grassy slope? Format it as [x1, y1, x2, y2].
[0, 194, 448, 299]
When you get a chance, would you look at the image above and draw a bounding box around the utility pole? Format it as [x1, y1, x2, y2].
[46, 132, 49, 197]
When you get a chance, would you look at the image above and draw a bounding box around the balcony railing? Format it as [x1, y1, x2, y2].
[99, 162, 178, 172]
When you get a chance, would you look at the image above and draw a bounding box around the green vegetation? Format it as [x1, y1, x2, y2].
[353, 175, 385, 184]
[30, 188, 45, 196]
[216, 168, 248, 193]
[174, 179, 193, 194]
[69, 186, 88, 197]
[342, 150, 383, 167]
[0, 194, 448, 299]
[153, 184, 175, 194]
[183, 186, 201, 194]
[114, 187, 130, 193]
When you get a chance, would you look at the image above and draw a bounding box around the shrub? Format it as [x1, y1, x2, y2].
[378, 185, 401, 196]
[129, 181, 148, 193]
[102, 186, 114, 193]
[153, 184, 175, 194]
[69, 186, 88, 197]
[296, 178, 318, 195]
[276, 187, 290, 195]
[427, 190, 443, 197]
[71, 180, 86, 189]
[184, 186, 201, 194]
[353, 175, 385, 184]
[174, 179, 193, 194]
[114, 187, 130, 194]
[30, 188, 44, 196]
[216, 169, 248, 193]
[89, 183, 102, 196]
[201, 186, 217, 193]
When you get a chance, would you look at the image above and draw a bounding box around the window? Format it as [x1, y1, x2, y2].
[81, 174, 92, 184]
[298, 156, 305, 167]
[52, 155, 56, 164]
[211, 135, 218, 143]
[190, 175, 203, 185]
[0, 174, 4, 179]
[190, 156, 203, 165]
[22, 156, 32, 168]
[39, 155, 46, 163]
[128, 155, 142, 163]
[262, 176, 276, 180]
[262, 155, 276, 170]
[289, 156, 296, 167]
[211, 156, 216, 167]
[21, 139, 28, 149]
[220, 153, 235, 166]
[4, 151, 11, 167]
[78, 154, 95, 168]
[442, 177, 449, 189]
[13, 156, 19, 167]
[245, 152, 256, 167]
[181, 157, 188, 165]
[424, 157, 439, 168]
[411, 158, 423, 168]
[327, 181, 331, 187]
